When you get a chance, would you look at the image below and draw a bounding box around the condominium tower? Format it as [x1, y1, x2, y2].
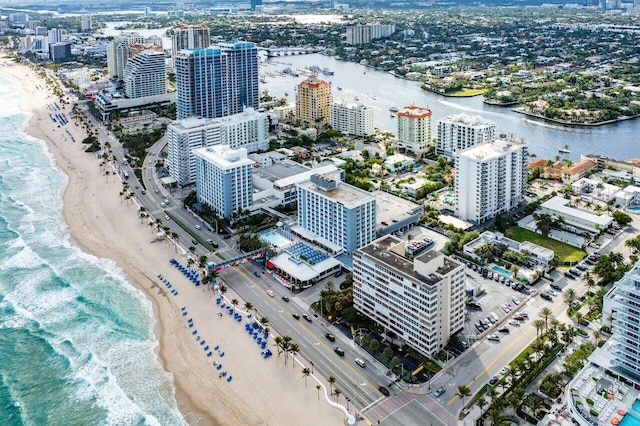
[353, 235, 466, 357]
[167, 108, 269, 186]
[345, 24, 396, 45]
[329, 102, 374, 137]
[295, 75, 333, 129]
[436, 113, 497, 160]
[123, 50, 167, 98]
[296, 171, 376, 254]
[107, 33, 162, 79]
[455, 138, 528, 224]
[396, 105, 432, 156]
[194, 145, 255, 218]
[175, 41, 259, 120]
[171, 25, 211, 59]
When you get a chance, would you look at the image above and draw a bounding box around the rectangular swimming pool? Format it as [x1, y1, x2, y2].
[258, 230, 291, 248]
[492, 266, 513, 277]
[620, 400, 640, 426]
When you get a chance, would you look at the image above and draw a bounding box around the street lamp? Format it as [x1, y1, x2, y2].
[395, 363, 405, 381]
[310, 361, 314, 374]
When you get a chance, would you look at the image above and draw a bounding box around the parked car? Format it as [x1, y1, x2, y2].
[433, 387, 446, 397]
[498, 327, 509, 333]
[512, 315, 524, 321]
[541, 292, 553, 301]
[325, 333, 336, 342]
[500, 366, 510, 375]
[576, 264, 588, 271]
[487, 334, 500, 342]
[489, 376, 499, 386]
[564, 271, 576, 280]
[550, 283, 563, 291]
[508, 320, 520, 326]
[475, 323, 484, 332]
[570, 268, 582, 276]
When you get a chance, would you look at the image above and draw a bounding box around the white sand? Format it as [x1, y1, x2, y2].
[0, 57, 347, 426]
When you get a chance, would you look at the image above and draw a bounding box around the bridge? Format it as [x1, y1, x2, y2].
[259, 47, 321, 57]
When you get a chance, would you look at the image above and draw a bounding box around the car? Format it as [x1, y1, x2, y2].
[195, 224, 201, 230]
[505, 279, 511, 287]
[254, 271, 261, 277]
[378, 386, 390, 396]
[564, 271, 576, 280]
[135, 185, 139, 189]
[541, 292, 553, 301]
[191, 239, 199, 245]
[302, 313, 312, 322]
[334, 270, 343, 278]
[355, 358, 366, 368]
[433, 387, 446, 397]
[487, 316, 497, 324]
[585, 258, 595, 265]
[576, 264, 588, 271]
[501, 304, 510, 313]
[498, 327, 509, 333]
[165, 215, 170, 220]
[155, 189, 160, 194]
[547, 289, 557, 297]
[487, 334, 500, 342]
[517, 311, 529, 318]
[500, 366, 510, 375]
[207, 239, 214, 245]
[334, 347, 345, 357]
[589, 243, 600, 249]
[267, 290, 275, 297]
[325, 333, 336, 342]
[475, 323, 484, 332]
[163, 199, 170, 204]
[508, 320, 520, 326]
[570, 268, 582, 276]
[489, 376, 499, 386]
[223, 234, 232, 240]
[512, 315, 524, 321]
[512, 297, 520, 305]
[292, 312, 300, 320]
[550, 283, 563, 291]
[141, 189, 146, 194]
[466, 302, 482, 311]
[281, 295, 290, 302]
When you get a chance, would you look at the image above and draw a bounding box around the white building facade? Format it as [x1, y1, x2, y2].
[167, 108, 269, 186]
[194, 146, 255, 218]
[353, 235, 466, 357]
[296, 171, 376, 254]
[455, 139, 528, 224]
[436, 113, 497, 160]
[396, 105, 432, 156]
[123, 50, 167, 99]
[330, 102, 374, 137]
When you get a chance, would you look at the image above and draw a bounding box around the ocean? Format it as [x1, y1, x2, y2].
[0, 78, 185, 425]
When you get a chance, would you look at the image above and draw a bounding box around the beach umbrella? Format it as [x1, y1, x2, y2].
[204, 345, 209, 351]
[207, 352, 212, 357]
[219, 352, 224, 357]
[216, 364, 222, 370]
[214, 345, 219, 351]
[226, 376, 232, 382]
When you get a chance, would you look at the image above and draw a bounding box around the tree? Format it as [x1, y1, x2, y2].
[391, 356, 402, 370]
[301, 367, 311, 386]
[288, 342, 300, 368]
[316, 384, 322, 400]
[592, 329, 601, 346]
[528, 395, 544, 419]
[369, 338, 380, 353]
[244, 301, 254, 313]
[486, 408, 503, 425]
[533, 319, 545, 338]
[475, 397, 488, 418]
[273, 336, 283, 358]
[456, 385, 471, 407]
[327, 375, 336, 395]
[533, 213, 554, 237]
[383, 346, 394, 360]
[538, 307, 553, 332]
[334, 388, 342, 402]
[613, 211, 632, 226]
[563, 288, 577, 309]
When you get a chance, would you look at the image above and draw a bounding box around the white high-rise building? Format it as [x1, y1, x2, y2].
[194, 146, 255, 218]
[455, 138, 528, 224]
[171, 25, 210, 60]
[123, 50, 167, 99]
[436, 113, 497, 160]
[345, 23, 396, 45]
[396, 105, 432, 156]
[48, 29, 62, 44]
[353, 235, 466, 357]
[167, 108, 269, 186]
[330, 102, 374, 137]
[107, 33, 162, 79]
[296, 171, 376, 254]
[81, 15, 92, 31]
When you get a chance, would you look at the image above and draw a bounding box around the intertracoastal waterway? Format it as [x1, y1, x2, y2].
[261, 53, 640, 161]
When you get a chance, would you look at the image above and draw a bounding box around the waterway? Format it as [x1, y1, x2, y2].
[260, 53, 640, 161]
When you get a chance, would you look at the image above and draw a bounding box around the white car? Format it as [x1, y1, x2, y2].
[508, 320, 520, 326]
[500, 366, 509, 375]
[547, 290, 557, 297]
[267, 290, 275, 297]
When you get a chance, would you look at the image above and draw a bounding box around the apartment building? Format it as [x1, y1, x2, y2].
[396, 105, 432, 156]
[123, 50, 167, 99]
[353, 235, 466, 357]
[329, 102, 374, 137]
[455, 138, 528, 224]
[107, 33, 162, 79]
[345, 24, 396, 45]
[171, 25, 210, 59]
[436, 113, 497, 160]
[295, 75, 333, 129]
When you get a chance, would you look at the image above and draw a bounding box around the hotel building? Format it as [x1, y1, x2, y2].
[171, 25, 210, 59]
[436, 113, 497, 160]
[296, 171, 376, 254]
[167, 108, 269, 186]
[330, 102, 374, 137]
[295, 75, 333, 129]
[175, 41, 259, 120]
[455, 138, 528, 224]
[123, 50, 167, 99]
[107, 33, 162, 79]
[396, 105, 432, 156]
[194, 145, 255, 218]
[345, 24, 396, 45]
[353, 235, 466, 357]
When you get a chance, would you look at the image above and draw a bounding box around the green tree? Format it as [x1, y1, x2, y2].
[383, 346, 394, 360]
[456, 385, 471, 407]
[369, 338, 380, 353]
[327, 375, 336, 395]
[301, 367, 311, 386]
[538, 307, 553, 332]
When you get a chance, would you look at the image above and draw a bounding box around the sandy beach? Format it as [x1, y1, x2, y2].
[0, 57, 346, 426]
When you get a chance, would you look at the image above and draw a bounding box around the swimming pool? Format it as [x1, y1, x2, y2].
[620, 400, 640, 426]
[258, 230, 291, 248]
[492, 266, 514, 277]
[628, 206, 640, 213]
[443, 193, 455, 204]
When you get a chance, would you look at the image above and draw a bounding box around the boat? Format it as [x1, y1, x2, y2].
[389, 106, 399, 112]
[260, 78, 267, 84]
[309, 65, 321, 72]
[390, 113, 395, 118]
[321, 67, 334, 75]
[283, 67, 292, 74]
[354, 96, 360, 101]
[284, 92, 289, 97]
[337, 86, 342, 91]
[371, 96, 377, 100]
[559, 144, 570, 154]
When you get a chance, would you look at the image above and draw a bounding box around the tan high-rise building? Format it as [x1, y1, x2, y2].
[171, 25, 210, 59]
[396, 105, 432, 156]
[295, 75, 333, 129]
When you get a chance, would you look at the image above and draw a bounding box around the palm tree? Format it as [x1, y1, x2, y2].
[316, 384, 322, 400]
[592, 329, 601, 346]
[288, 343, 300, 368]
[475, 397, 488, 418]
[244, 301, 254, 313]
[528, 395, 544, 419]
[533, 319, 545, 338]
[273, 336, 283, 358]
[333, 388, 342, 402]
[538, 307, 553, 332]
[533, 213, 554, 237]
[231, 298, 239, 308]
[486, 408, 503, 425]
[574, 311, 583, 326]
[301, 367, 311, 386]
[327, 376, 336, 395]
[563, 288, 577, 309]
[456, 385, 471, 408]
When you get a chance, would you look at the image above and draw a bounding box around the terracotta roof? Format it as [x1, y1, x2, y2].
[527, 159, 547, 168]
[397, 105, 432, 118]
[298, 75, 330, 89]
[563, 160, 595, 175]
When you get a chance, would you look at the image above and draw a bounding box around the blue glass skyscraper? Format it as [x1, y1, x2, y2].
[175, 41, 258, 120]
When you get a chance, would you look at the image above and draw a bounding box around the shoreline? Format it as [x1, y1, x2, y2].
[2, 57, 346, 426]
[513, 108, 640, 127]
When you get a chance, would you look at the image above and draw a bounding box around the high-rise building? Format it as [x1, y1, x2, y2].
[175, 41, 259, 120]
[396, 105, 432, 156]
[167, 108, 268, 186]
[330, 102, 374, 137]
[49, 42, 72, 62]
[123, 50, 167, 99]
[295, 75, 333, 129]
[194, 145, 255, 218]
[436, 114, 497, 160]
[107, 33, 162, 80]
[171, 25, 210, 60]
[81, 15, 92, 31]
[48, 29, 63, 44]
[345, 24, 396, 45]
[250, 0, 262, 11]
[353, 235, 466, 357]
[296, 171, 376, 254]
[455, 138, 528, 224]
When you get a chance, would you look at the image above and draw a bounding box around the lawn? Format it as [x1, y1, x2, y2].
[447, 88, 486, 97]
[505, 226, 586, 263]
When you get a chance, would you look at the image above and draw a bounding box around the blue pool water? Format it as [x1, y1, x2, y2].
[620, 400, 640, 426]
[443, 194, 455, 204]
[492, 266, 514, 277]
[628, 206, 640, 213]
[259, 230, 291, 247]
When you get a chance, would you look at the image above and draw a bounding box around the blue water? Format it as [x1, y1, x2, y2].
[0, 77, 184, 425]
[628, 206, 640, 213]
[258, 230, 291, 247]
[620, 400, 640, 426]
[492, 266, 514, 277]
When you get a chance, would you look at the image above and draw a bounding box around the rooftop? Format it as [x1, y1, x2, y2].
[541, 196, 613, 226]
[193, 146, 255, 170]
[397, 105, 432, 119]
[373, 190, 422, 228]
[438, 113, 496, 128]
[297, 175, 375, 209]
[458, 138, 525, 161]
